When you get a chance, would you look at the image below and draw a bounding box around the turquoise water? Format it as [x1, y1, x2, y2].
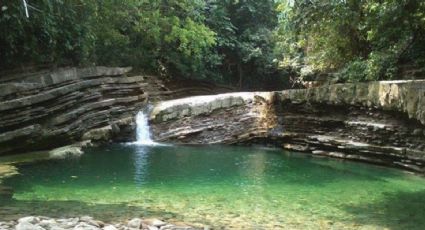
[1, 144, 425, 229]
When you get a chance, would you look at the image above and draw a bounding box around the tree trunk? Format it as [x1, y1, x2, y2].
[238, 63, 243, 89]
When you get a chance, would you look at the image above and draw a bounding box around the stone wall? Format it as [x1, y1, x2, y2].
[0, 67, 168, 155]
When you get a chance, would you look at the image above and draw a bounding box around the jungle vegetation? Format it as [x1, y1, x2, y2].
[1, 0, 424, 88]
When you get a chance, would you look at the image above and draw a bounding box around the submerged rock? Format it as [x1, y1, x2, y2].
[0, 164, 18, 181]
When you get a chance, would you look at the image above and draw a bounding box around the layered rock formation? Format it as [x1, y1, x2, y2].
[278, 80, 425, 125]
[150, 80, 425, 173]
[0, 66, 237, 156]
[1, 66, 424, 173]
[150, 92, 276, 144]
[272, 80, 425, 172]
[0, 67, 169, 155]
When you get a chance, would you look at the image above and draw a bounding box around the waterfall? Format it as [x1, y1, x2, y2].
[134, 111, 157, 145]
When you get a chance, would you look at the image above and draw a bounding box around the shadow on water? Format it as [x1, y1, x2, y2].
[275, 150, 405, 186]
[341, 190, 425, 230]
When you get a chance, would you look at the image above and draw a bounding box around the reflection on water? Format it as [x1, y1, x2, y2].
[133, 146, 150, 186]
[1, 144, 425, 229]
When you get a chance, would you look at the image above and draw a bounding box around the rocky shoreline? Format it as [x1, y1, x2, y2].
[0, 66, 235, 156]
[150, 80, 425, 173]
[0, 216, 200, 230]
[1, 67, 425, 173]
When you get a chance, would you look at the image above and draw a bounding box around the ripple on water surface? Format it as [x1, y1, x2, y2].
[1, 144, 425, 229]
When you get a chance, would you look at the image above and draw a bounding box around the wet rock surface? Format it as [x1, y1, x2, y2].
[0, 216, 198, 230]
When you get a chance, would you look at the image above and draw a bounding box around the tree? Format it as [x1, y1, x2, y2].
[275, 0, 425, 82]
[206, 0, 279, 89]
[0, 0, 217, 79]
[0, 0, 96, 68]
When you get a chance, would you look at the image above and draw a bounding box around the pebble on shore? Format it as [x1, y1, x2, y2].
[0, 216, 199, 230]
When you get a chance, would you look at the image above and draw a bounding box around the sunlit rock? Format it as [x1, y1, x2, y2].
[49, 146, 83, 159]
[150, 92, 276, 144]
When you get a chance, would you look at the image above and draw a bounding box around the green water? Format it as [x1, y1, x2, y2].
[1, 145, 425, 229]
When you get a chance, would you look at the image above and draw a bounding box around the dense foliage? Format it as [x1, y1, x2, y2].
[1, 0, 424, 86]
[205, 0, 280, 88]
[0, 0, 217, 78]
[275, 0, 425, 82]
[0, 0, 280, 89]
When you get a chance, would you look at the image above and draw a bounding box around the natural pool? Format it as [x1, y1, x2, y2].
[1, 144, 425, 229]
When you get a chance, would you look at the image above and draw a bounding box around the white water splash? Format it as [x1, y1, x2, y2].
[134, 111, 158, 146]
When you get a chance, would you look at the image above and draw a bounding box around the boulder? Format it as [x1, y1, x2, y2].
[127, 218, 142, 229]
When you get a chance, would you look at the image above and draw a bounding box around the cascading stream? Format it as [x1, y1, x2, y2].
[134, 111, 157, 146]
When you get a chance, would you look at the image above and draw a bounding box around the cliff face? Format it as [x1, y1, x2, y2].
[1, 67, 424, 173]
[150, 92, 277, 144]
[273, 81, 425, 172]
[0, 67, 168, 155]
[150, 81, 425, 173]
[278, 80, 425, 125]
